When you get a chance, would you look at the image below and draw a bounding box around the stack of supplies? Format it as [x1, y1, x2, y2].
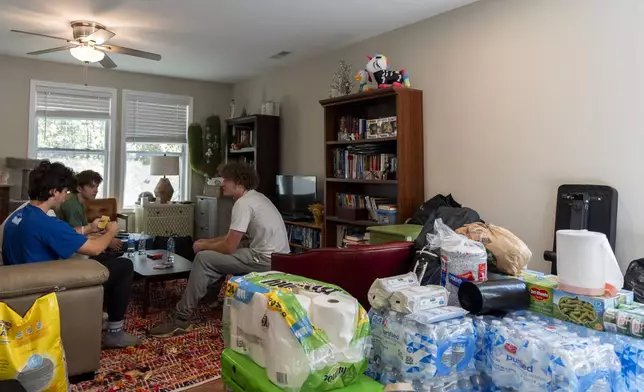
[478, 313, 624, 391]
[366, 273, 477, 390]
[223, 272, 371, 392]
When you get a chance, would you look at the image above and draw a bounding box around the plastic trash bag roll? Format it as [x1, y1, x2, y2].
[458, 278, 529, 315]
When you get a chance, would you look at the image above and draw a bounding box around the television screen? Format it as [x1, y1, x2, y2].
[276, 175, 317, 216]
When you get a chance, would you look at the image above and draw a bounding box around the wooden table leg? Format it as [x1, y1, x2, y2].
[143, 279, 150, 318]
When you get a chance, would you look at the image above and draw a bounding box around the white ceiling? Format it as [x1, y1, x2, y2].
[0, 0, 477, 83]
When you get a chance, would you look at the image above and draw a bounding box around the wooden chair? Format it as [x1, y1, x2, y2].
[84, 198, 130, 231]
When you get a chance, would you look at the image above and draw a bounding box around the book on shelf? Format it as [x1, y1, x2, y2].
[230, 125, 254, 149]
[336, 116, 397, 141]
[331, 147, 397, 181]
[336, 225, 370, 247]
[285, 223, 321, 249]
[365, 196, 393, 220]
[337, 193, 367, 209]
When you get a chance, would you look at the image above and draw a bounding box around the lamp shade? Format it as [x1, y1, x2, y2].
[150, 155, 180, 176]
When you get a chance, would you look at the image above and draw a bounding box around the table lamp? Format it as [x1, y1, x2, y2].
[150, 155, 180, 203]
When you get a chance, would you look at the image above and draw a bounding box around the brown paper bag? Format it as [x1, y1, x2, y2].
[456, 223, 531, 276]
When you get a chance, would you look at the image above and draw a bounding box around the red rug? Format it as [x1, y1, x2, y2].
[71, 280, 223, 392]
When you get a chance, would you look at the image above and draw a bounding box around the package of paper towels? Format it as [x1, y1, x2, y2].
[223, 271, 371, 392]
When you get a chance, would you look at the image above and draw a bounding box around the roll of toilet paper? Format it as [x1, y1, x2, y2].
[368, 272, 420, 309]
[309, 293, 358, 352]
[245, 293, 269, 367]
[228, 298, 248, 355]
[389, 285, 448, 314]
[265, 294, 312, 390]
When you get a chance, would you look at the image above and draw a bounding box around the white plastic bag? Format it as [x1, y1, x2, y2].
[428, 219, 487, 305]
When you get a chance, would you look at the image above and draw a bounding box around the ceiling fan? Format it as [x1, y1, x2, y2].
[10, 20, 161, 69]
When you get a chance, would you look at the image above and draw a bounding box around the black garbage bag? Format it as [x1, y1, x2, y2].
[624, 258, 644, 303]
[410, 194, 482, 286]
[407, 194, 461, 225]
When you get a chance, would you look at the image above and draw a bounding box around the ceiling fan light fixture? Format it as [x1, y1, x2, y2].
[70, 45, 105, 63]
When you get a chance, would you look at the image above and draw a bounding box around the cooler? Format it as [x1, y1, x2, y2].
[221, 349, 383, 392]
[367, 224, 422, 245]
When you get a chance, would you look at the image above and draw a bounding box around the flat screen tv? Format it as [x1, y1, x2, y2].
[276, 175, 317, 218]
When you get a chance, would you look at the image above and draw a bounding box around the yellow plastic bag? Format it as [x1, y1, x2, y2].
[0, 293, 69, 391]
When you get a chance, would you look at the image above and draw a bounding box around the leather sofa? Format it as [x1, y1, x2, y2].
[271, 242, 415, 309]
[0, 259, 108, 377]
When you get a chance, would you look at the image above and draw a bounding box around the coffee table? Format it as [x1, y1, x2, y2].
[128, 250, 193, 318]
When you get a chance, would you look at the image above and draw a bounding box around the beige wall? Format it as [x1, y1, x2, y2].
[234, 0, 644, 272]
[0, 54, 233, 204]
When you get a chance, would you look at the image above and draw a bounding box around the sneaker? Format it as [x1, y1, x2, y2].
[208, 299, 224, 309]
[103, 331, 142, 349]
[150, 315, 193, 338]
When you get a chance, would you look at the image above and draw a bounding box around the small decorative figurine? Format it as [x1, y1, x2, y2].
[355, 69, 374, 92]
[364, 54, 411, 89]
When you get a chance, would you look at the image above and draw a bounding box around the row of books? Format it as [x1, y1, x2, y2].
[331, 148, 397, 180]
[336, 225, 370, 247]
[230, 126, 254, 149]
[285, 224, 321, 249]
[337, 116, 398, 141]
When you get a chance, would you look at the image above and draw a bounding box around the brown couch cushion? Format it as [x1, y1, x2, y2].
[0, 259, 109, 299]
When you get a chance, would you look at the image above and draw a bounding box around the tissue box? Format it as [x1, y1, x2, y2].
[490, 270, 635, 332]
[223, 272, 371, 392]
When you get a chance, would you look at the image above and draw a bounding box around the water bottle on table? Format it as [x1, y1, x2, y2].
[167, 237, 175, 265]
[127, 234, 136, 256]
[138, 232, 147, 255]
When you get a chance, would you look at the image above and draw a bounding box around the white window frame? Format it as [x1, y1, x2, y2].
[28, 80, 118, 197]
[120, 90, 193, 209]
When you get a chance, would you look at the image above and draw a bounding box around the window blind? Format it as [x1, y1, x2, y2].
[35, 85, 112, 119]
[123, 91, 191, 143]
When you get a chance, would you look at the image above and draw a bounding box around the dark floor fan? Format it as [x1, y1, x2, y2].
[544, 185, 618, 275]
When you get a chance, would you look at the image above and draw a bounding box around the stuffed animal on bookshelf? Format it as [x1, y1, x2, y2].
[354, 69, 374, 92]
[365, 54, 411, 88]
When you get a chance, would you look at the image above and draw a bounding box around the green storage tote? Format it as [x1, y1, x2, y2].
[221, 349, 383, 392]
[367, 224, 422, 245]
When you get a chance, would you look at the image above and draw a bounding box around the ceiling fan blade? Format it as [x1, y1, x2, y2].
[10, 29, 78, 45]
[86, 28, 115, 45]
[27, 46, 72, 55]
[97, 44, 161, 61]
[99, 53, 117, 69]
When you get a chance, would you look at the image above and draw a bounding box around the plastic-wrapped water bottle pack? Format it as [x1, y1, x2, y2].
[479, 313, 623, 392]
[509, 310, 644, 392]
[367, 307, 482, 390]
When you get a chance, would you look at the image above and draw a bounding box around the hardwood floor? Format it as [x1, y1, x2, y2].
[189, 378, 225, 391]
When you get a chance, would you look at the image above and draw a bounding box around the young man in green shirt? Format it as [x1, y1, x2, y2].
[58, 170, 121, 251]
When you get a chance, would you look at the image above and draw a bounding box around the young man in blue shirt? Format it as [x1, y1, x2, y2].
[2, 161, 140, 348]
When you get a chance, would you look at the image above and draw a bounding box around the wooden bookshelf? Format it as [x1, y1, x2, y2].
[224, 115, 280, 202]
[284, 220, 323, 252]
[320, 87, 424, 247]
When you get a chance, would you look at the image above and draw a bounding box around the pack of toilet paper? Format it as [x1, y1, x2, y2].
[368, 272, 420, 310]
[480, 313, 624, 392]
[223, 271, 370, 392]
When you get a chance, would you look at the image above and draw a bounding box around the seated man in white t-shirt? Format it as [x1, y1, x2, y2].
[151, 162, 290, 337]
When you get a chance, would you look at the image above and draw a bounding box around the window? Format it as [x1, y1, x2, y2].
[29, 81, 117, 197]
[121, 90, 193, 208]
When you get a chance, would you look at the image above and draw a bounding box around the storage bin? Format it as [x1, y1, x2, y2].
[376, 209, 397, 224]
[367, 224, 423, 245]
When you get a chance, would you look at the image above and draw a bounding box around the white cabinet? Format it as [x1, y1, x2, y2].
[195, 196, 233, 240]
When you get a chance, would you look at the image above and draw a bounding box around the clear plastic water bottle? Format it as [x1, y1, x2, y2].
[127, 234, 136, 256]
[166, 237, 175, 264]
[138, 232, 146, 255]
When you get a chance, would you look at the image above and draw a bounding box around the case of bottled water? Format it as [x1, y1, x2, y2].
[478, 313, 624, 392]
[367, 307, 480, 391]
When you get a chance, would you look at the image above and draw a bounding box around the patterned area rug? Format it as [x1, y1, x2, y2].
[71, 280, 223, 392]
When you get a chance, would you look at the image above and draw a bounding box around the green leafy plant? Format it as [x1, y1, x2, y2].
[188, 115, 222, 178]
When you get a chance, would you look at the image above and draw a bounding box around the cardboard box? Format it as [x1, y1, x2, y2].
[490, 270, 634, 332]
